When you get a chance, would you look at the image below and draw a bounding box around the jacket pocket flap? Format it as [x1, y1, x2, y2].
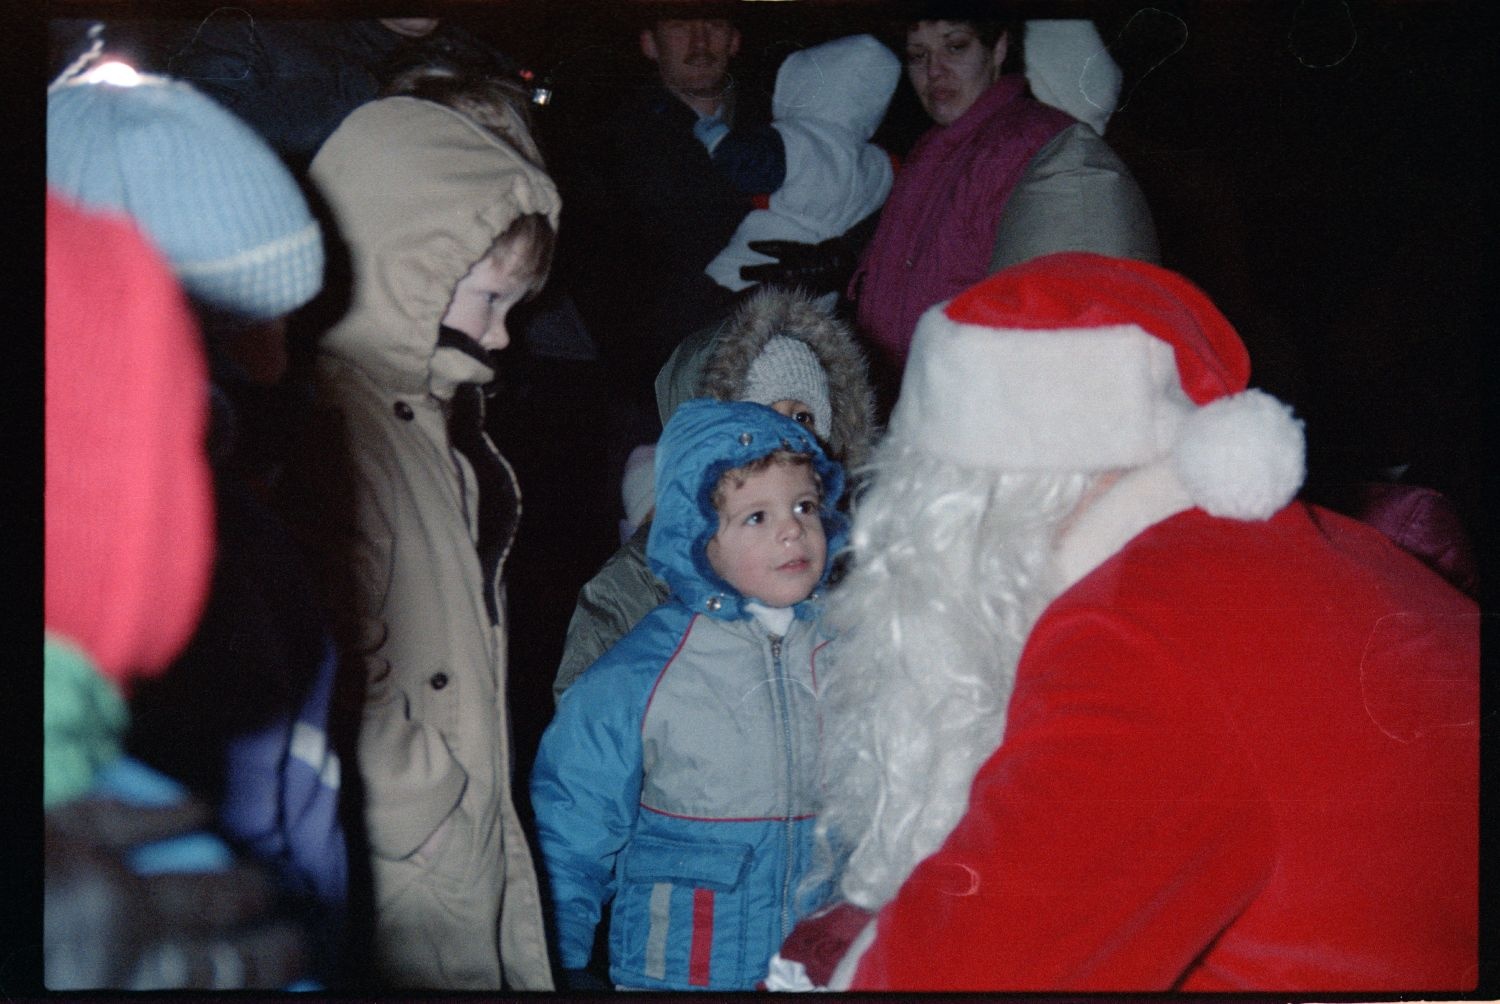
[621, 834, 752, 891]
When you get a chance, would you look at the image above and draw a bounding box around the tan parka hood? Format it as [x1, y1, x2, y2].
[309, 96, 560, 395]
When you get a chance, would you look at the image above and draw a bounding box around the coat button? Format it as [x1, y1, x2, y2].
[430, 672, 449, 690]
[394, 401, 415, 421]
[706, 596, 722, 612]
[738, 432, 753, 445]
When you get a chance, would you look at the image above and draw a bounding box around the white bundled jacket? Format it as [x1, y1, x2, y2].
[706, 34, 900, 292]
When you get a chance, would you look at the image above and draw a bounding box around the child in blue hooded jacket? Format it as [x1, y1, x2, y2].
[531, 398, 847, 990]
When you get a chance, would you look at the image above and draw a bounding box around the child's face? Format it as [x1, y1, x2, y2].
[706, 460, 826, 608]
[441, 243, 532, 351]
[768, 398, 817, 432]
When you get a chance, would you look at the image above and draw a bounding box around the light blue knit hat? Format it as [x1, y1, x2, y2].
[47, 72, 324, 319]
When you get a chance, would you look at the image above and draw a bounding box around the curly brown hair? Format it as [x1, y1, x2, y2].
[711, 449, 821, 513]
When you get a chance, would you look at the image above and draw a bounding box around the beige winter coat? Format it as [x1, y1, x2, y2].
[302, 96, 559, 990]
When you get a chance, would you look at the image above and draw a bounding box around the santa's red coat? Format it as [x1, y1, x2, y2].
[851, 502, 1479, 991]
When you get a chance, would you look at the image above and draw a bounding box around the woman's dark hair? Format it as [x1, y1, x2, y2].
[886, 1, 1023, 72]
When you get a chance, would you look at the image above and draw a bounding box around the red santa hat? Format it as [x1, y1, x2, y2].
[889, 252, 1305, 520]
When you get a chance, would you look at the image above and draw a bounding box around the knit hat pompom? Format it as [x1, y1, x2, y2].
[893, 252, 1305, 521]
[742, 336, 832, 439]
[47, 73, 324, 319]
[1173, 389, 1305, 519]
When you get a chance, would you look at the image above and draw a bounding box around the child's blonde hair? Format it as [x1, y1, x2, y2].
[487, 212, 556, 302]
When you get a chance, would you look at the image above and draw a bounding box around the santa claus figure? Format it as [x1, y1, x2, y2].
[767, 253, 1479, 992]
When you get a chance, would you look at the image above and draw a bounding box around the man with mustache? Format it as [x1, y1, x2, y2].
[641, 14, 742, 118]
[556, 4, 775, 477]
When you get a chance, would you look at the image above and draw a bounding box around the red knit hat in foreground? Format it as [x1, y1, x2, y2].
[890, 252, 1305, 520]
[46, 190, 216, 691]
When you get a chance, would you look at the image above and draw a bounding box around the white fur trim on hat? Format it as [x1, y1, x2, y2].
[890, 312, 1191, 471]
[893, 301, 1305, 522]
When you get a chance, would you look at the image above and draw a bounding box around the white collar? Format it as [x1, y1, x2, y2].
[745, 601, 796, 637]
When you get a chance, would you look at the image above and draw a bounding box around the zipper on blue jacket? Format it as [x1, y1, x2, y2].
[770, 634, 795, 939]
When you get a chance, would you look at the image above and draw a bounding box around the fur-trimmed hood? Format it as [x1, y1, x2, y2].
[654, 287, 878, 470]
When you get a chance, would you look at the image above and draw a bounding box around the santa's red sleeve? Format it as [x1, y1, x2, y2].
[763, 900, 875, 990]
[850, 604, 1277, 991]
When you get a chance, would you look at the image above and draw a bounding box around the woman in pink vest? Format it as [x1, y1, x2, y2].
[851, 3, 1158, 409]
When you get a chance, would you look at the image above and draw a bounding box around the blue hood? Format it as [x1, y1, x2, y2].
[649, 398, 848, 621]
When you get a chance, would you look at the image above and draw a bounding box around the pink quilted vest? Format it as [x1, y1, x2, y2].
[852, 76, 1073, 374]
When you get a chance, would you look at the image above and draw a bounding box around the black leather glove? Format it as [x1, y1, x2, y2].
[740, 209, 881, 297]
[740, 236, 860, 297]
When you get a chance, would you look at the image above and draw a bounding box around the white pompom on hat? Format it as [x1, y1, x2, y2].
[889, 252, 1305, 521]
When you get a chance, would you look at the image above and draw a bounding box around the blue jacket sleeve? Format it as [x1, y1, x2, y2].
[530, 614, 673, 968]
[709, 122, 786, 196]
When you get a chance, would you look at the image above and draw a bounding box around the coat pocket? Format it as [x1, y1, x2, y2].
[611, 834, 753, 988]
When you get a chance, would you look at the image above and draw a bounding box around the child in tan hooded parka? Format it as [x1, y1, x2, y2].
[292, 91, 558, 990]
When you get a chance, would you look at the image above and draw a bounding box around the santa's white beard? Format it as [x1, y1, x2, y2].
[809, 439, 1093, 910]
